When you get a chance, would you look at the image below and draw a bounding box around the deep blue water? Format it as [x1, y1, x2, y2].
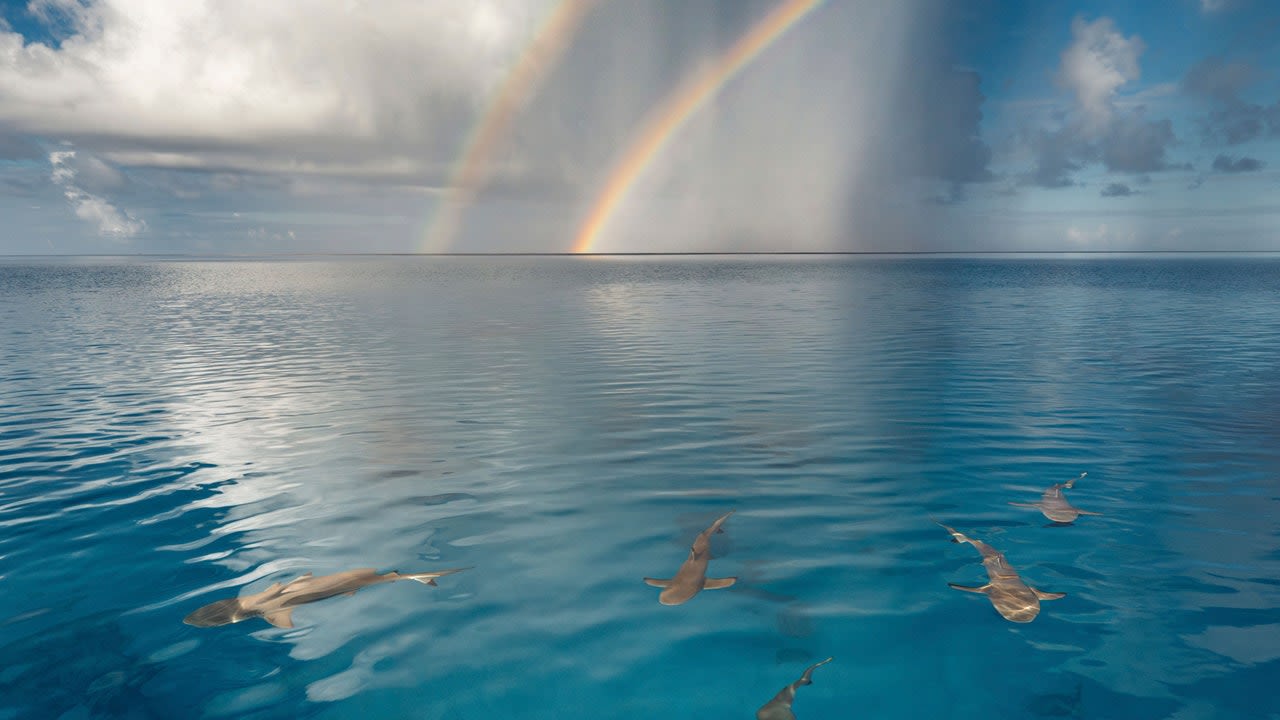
[1, 256, 1278, 720]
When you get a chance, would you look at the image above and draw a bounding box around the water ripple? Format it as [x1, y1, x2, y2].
[1, 257, 1278, 719]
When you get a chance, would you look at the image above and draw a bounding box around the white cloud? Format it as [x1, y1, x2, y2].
[1065, 222, 1136, 247]
[1, 0, 553, 178]
[1057, 17, 1144, 132]
[49, 149, 146, 237]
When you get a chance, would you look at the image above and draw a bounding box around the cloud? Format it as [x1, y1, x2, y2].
[1098, 111, 1180, 173]
[1057, 17, 1143, 132]
[890, 61, 994, 186]
[49, 149, 145, 237]
[1100, 182, 1136, 197]
[1024, 17, 1180, 188]
[0, 128, 41, 159]
[1212, 154, 1265, 172]
[0, 0, 553, 183]
[1183, 57, 1280, 145]
[1066, 222, 1136, 246]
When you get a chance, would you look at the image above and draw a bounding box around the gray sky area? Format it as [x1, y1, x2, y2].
[1, 0, 1278, 253]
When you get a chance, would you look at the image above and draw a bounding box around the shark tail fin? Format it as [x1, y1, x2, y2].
[711, 509, 735, 534]
[798, 657, 833, 685]
[403, 567, 471, 585]
[1064, 472, 1087, 490]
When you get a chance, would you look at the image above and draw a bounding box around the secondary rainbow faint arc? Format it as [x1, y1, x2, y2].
[571, 0, 825, 254]
[423, 0, 598, 253]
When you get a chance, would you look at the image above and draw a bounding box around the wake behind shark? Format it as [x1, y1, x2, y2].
[644, 510, 737, 605]
[935, 521, 1063, 623]
[1009, 472, 1101, 523]
[184, 567, 469, 628]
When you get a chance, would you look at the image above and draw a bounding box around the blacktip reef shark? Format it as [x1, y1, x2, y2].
[935, 521, 1064, 623]
[644, 510, 737, 605]
[183, 567, 469, 628]
[1009, 472, 1101, 524]
[756, 657, 833, 720]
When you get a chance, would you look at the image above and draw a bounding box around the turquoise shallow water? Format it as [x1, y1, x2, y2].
[1, 256, 1278, 719]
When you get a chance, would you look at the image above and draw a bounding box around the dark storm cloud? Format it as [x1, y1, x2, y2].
[1212, 154, 1265, 172]
[1099, 112, 1183, 173]
[2, 175, 39, 196]
[1026, 127, 1084, 188]
[0, 130, 42, 160]
[891, 63, 995, 186]
[1183, 57, 1280, 145]
[1100, 182, 1135, 197]
[1183, 56, 1256, 101]
[1024, 109, 1183, 188]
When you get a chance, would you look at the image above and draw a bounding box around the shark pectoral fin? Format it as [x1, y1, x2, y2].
[702, 577, 736, 590]
[643, 578, 672, 588]
[1008, 502, 1040, 509]
[948, 583, 991, 594]
[404, 567, 471, 585]
[1032, 587, 1066, 601]
[263, 609, 295, 628]
[1075, 509, 1103, 516]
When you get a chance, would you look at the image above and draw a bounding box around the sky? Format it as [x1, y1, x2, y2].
[1, 0, 1278, 254]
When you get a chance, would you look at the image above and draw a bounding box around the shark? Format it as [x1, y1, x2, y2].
[1009, 472, 1101, 524]
[936, 521, 1064, 623]
[183, 567, 469, 628]
[643, 510, 737, 605]
[756, 657, 833, 720]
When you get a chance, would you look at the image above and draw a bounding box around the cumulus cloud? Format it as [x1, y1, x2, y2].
[1100, 182, 1135, 197]
[1212, 154, 1264, 172]
[1183, 57, 1280, 145]
[1058, 17, 1144, 132]
[1066, 222, 1135, 246]
[49, 149, 145, 237]
[0, 0, 554, 182]
[1024, 17, 1180, 188]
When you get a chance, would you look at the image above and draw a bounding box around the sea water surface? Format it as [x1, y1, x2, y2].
[1, 256, 1278, 719]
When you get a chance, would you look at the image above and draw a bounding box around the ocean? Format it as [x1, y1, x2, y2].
[1, 255, 1278, 719]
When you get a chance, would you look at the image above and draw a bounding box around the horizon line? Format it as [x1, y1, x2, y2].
[4, 250, 1280, 258]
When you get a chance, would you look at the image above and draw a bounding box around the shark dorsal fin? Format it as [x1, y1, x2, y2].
[263, 609, 295, 628]
[279, 573, 313, 594]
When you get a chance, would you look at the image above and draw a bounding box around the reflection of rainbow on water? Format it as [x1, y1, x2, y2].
[422, 0, 598, 254]
[571, 0, 826, 254]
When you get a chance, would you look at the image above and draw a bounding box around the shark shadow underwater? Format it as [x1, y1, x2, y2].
[184, 567, 469, 628]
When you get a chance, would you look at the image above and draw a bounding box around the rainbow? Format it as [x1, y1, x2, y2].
[422, 0, 597, 253]
[571, 0, 825, 254]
